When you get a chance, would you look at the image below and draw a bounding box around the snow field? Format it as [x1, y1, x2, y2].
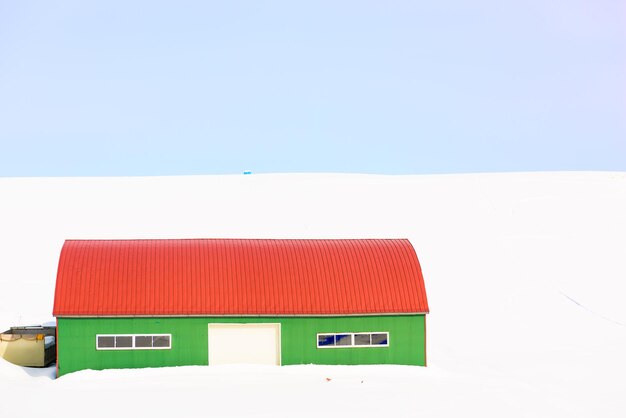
[1, 172, 625, 417]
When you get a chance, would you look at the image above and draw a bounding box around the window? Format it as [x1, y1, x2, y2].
[354, 333, 371, 346]
[152, 335, 170, 348]
[96, 334, 172, 350]
[135, 336, 152, 348]
[318, 334, 335, 347]
[371, 333, 388, 346]
[316, 332, 389, 348]
[335, 334, 352, 346]
[116, 336, 132, 348]
[97, 336, 115, 348]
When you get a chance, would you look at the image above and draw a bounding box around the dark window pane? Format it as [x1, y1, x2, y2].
[97, 336, 114, 348]
[116, 336, 133, 348]
[371, 333, 388, 346]
[318, 334, 335, 346]
[335, 334, 352, 346]
[153, 335, 170, 348]
[135, 336, 152, 348]
[354, 334, 371, 346]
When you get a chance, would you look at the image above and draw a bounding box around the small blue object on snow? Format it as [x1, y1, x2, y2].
[243, 171, 252, 175]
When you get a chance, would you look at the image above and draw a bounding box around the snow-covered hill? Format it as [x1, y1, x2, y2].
[1, 172, 625, 417]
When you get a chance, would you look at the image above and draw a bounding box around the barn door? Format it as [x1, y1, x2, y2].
[208, 323, 281, 365]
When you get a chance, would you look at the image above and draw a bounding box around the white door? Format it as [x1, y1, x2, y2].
[208, 323, 281, 365]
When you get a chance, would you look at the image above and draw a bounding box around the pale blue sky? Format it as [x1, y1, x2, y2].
[1, 1, 624, 176]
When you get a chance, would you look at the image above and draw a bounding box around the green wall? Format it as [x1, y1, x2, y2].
[57, 315, 426, 376]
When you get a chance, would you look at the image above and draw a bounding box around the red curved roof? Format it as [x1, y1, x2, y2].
[53, 239, 429, 316]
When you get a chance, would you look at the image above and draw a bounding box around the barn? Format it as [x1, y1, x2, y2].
[52, 239, 429, 376]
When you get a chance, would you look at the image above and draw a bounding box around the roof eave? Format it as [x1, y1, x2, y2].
[55, 311, 429, 318]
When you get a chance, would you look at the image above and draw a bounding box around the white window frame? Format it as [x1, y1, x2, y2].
[96, 334, 172, 350]
[316, 332, 389, 349]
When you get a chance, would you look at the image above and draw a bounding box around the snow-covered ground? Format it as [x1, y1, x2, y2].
[1, 172, 625, 417]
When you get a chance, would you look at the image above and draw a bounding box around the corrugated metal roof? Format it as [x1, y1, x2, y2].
[52, 239, 429, 316]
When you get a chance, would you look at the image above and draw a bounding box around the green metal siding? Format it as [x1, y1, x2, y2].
[57, 315, 426, 376]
